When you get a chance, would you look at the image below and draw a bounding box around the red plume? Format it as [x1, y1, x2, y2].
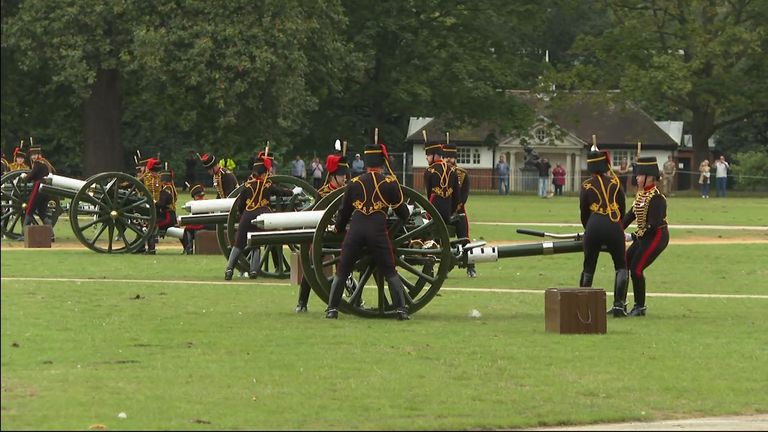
[380, 143, 390, 161]
[326, 154, 340, 174]
[146, 157, 160, 171]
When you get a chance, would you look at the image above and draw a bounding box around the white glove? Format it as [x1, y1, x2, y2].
[624, 233, 633, 242]
[19, 173, 27, 181]
[291, 186, 303, 195]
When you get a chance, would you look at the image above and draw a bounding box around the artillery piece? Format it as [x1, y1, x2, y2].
[1, 171, 156, 252]
[177, 175, 319, 278]
[246, 186, 592, 319]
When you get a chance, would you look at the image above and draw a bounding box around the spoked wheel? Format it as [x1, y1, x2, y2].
[1, 170, 32, 240]
[217, 175, 319, 276]
[69, 172, 156, 253]
[308, 186, 454, 318]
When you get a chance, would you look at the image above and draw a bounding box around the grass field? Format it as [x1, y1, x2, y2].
[2, 195, 767, 430]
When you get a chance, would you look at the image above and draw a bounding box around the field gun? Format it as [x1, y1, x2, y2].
[2, 171, 156, 252]
[247, 188, 596, 318]
[177, 175, 319, 278]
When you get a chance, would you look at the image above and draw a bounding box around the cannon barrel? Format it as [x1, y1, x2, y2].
[178, 212, 228, 226]
[253, 210, 325, 230]
[184, 198, 236, 214]
[165, 226, 185, 239]
[247, 228, 339, 246]
[516, 228, 583, 240]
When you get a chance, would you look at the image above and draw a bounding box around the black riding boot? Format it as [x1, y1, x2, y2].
[182, 230, 194, 255]
[146, 235, 157, 255]
[629, 273, 647, 316]
[610, 269, 629, 317]
[296, 278, 311, 312]
[325, 275, 344, 319]
[225, 247, 242, 280]
[579, 272, 594, 288]
[386, 274, 410, 321]
[248, 248, 261, 279]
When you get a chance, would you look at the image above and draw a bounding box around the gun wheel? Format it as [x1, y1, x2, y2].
[308, 186, 453, 318]
[217, 175, 319, 277]
[70, 172, 156, 253]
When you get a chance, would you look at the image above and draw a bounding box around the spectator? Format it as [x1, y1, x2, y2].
[552, 163, 566, 196]
[535, 157, 552, 198]
[495, 155, 510, 195]
[698, 160, 710, 199]
[291, 154, 306, 180]
[351, 153, 365, 178]
[617, 158, 631, 196]
[310, 156, 324, 189]
[183, 151, 197, 191]
[661, 155, 677, 196]
[714, 155, 730, 197]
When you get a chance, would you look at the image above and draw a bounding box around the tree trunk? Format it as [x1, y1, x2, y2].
[83, 69, 122, 176]
[690, 108, 715, 190]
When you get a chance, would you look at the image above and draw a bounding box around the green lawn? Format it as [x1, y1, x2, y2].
[2, 195, 767, 430]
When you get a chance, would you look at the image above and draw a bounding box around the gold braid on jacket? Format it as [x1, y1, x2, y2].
[632, 186, 666, 238]
[352, 174, 403, 216]
[427, 160, 453, 198]
[243, 178, 270, 212]
[143, 172, 161, 202]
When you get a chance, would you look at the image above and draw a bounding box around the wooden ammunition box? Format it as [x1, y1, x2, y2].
[194, 230, 221, 255]
[545, 288, 607, 334]
[24, 225, 53, 249]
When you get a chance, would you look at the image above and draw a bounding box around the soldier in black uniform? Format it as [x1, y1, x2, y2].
[442, 142, 477, 278]
[199, 153, 239, 198]
[295, 149, 349, 312]
[142, 157, 163, 254]
[181, 183, 208, 255]
[22, 141, 56, 227]
[579, 150, 628, 317]
[225, 155, 297, 280]
[326, 142, 411, 320]
[622, 157, 669, 317]
[157, 165, 184, 252]
[423, 143, 459, 224]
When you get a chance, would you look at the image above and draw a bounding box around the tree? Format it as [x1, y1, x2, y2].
[298, 0, 550, 154]
[2, 0, 352, 175]
[560, 0, 768, 169]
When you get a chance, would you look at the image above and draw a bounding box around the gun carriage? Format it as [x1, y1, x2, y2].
[1, 171, 156, 252]
[246, 185, 591, 319]
[177, 175, 319, 278]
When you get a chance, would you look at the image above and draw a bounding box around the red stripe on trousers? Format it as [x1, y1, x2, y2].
[25, 181, 41, 216]
[157, 211, 172, 229]
[635, 228, 663, 275]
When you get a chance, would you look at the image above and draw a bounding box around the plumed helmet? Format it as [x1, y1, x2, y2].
[635, 156, 660, 177]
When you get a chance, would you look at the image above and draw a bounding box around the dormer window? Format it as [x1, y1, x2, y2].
[534, 127, 547, 143]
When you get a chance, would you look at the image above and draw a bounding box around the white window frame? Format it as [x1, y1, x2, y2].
[457, 147, 481, 166]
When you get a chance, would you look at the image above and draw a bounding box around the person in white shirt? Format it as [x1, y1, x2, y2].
[713, 155, 730, 197]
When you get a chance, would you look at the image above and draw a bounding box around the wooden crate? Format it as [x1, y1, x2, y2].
[545, 288, 606, 334]
[194, 230, 221, 255]
[24, 225, 53, 248]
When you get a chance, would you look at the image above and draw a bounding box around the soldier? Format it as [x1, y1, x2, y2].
[442, 141, 477, 278]
[325, 141, 411, 320]
[22, 140, 56, 227]
[199, 153, 239, 198]
[8, 145, 29, 171]
[295, 141, 350, 312]
[181, 183, 208, 255]
[423, 142, 459, 224]
[579, 150, 628, 317]
[157, 164, 184, 252]
[225, 154, 298, 280]
[622, 156, 669, 317]
[142, 157, 163, 254]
